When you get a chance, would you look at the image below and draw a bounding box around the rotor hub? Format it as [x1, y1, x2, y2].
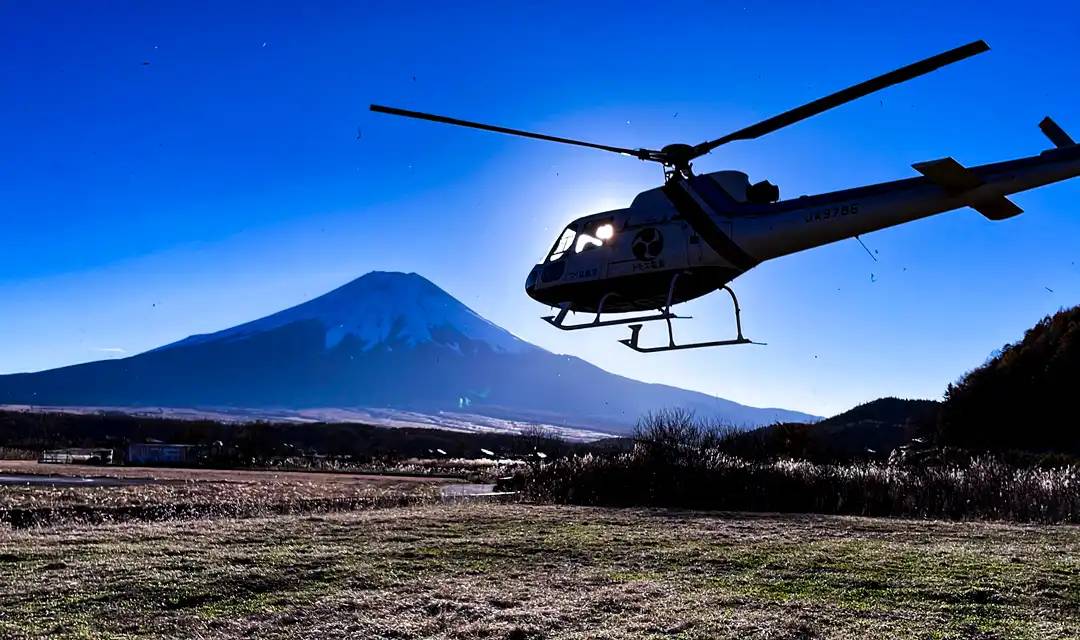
[658, 143, 696, 179]
[661, 143, 694, 162]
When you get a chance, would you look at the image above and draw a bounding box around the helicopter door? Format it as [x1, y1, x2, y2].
[686, 220, 734, 266]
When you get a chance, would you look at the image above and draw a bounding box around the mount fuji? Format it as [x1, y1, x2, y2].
[0, 272, 817, 436]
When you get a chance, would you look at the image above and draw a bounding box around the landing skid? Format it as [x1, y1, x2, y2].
[541, 274, 764, 352]
[620, 284, 764, 353]
[620, 324, 757, 352]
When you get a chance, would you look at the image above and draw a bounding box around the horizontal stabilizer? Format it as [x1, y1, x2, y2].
[972, 196, 1023, 220]
[1039, 116, 1076, 148]
[912, 157, 983, 191]
[914, 157, 1023, 220]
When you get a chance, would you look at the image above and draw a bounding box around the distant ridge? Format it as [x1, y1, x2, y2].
[0, 271, 819, 435]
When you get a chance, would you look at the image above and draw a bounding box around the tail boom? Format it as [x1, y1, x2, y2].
[737, 143, 1080, 260]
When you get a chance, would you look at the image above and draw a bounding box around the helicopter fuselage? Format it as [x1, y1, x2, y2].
[526, 144, 1080, 314]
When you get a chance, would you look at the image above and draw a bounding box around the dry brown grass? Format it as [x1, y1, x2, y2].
[0, 459, 452, 485]
[0, 447, 36, 460]
[0, 502, 1076, 639]
[0, 461, 446, 527]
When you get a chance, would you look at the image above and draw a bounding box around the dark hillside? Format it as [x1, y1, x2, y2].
[817, 397, 939, 431]
[722, 397, 939, 461]
[812, 397, 939, 455]
[940, 305, 1080, 455]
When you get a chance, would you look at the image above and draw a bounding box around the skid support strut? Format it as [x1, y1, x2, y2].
[619, 275, 763, 353]
[541, 291, 687, 331]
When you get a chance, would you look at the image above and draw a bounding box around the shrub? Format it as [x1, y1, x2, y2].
[519, 412, 1079, 523]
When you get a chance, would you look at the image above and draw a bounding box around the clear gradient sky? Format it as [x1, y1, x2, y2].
[2, 1, 1079, 417]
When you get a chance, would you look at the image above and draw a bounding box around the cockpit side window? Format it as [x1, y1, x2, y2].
[548, 227, 576, 262]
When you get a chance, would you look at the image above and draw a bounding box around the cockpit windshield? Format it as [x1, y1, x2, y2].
[547, 220, 616, 262]
[548, 227, 576, 262]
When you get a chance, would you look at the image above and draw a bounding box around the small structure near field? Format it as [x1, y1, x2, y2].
[40, 448, 114, 465]
[127, 443, 202, 466]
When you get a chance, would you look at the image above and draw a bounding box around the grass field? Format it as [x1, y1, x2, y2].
[1, 500, 1077, 639]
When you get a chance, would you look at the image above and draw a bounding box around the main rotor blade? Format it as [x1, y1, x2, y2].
[370, 104, 654, 159]
[692, 40, 990, 157]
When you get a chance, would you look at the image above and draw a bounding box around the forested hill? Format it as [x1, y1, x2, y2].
[939, 304, 1080, 455]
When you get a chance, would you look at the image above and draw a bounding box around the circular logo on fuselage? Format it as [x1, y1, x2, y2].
[632, 228, 664, 261]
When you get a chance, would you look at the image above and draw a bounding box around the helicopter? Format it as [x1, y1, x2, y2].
[371, 40, 1080, 353]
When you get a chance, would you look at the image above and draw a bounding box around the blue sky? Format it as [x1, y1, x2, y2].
[2, 1, 1078, 416]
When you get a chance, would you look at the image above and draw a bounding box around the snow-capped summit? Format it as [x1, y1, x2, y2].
[163, 271, 536, 354]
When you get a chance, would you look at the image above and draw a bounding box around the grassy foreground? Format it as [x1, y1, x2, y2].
[0, 503, 1076, 639]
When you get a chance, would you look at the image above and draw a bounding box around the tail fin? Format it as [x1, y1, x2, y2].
[1040, 117, 1075, 148]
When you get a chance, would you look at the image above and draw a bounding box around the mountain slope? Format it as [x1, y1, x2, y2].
[0, 272, 817, 434]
